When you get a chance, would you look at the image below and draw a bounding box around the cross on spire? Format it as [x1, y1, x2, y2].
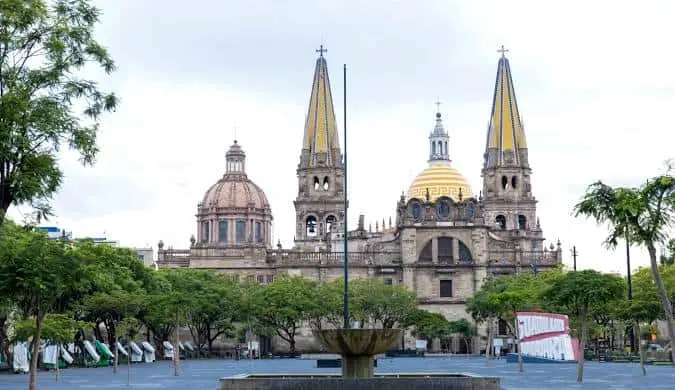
[316, 44, 327, 57]
[435, 99, 442, 113]
[497, 45, 509, 58]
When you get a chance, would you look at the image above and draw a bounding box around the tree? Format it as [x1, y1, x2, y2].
[660, 239, 675, 265]
[449, 318, 477, 353]
[543, 270, 625, 383]
[0, 225, 84, 390]
[575, 175, 675, 363]
[164, 269, 241, 355]
[0, 0, 118, 224]
[350, 278, 418, 329]
[12, 314, 90, 382]
[404, 309, 451, 344]
[79, 291, 141, 373]
[250, 276, 319, 354]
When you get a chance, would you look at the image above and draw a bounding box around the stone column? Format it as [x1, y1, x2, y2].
[452, 238, 460, 263]
[431, 238, 438, 263]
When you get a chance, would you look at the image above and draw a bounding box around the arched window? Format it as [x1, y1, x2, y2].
[418, 240, 432, 262]
[313, 177, 320, 190]
[202, 221, 210, 243]
[458, 241, 473, 263]
[518, 215, 527, 230]
[511, 176, 518, 189]
[325, 215, 336, 233]
[410, 201, 422, 220]
[306, 216, 318, 237]
[236, 220, 246, 242]
[432, 142, 436, 154]
[323, 176, 329, 191]
[495, 215, 506, 230]
[438, 237, 453, 263]
[464, 203, 475, 220]
[501, 176, 509, 189]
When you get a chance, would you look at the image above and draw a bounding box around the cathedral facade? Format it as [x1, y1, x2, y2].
[157, 49, 562, 352]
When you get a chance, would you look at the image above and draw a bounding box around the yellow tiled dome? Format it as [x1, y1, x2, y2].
[407, 161, 473, 202]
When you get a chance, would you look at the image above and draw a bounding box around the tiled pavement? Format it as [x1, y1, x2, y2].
[0, 357, 673, 389]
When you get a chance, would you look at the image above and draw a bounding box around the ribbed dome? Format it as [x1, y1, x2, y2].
[201, 178, 270, 211]
[199, 140, 271, 212]
[408, 161, 473, 202]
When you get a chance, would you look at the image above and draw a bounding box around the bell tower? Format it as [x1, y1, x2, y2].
[481, 47, 538, 236]
[293, 46, 345, 249]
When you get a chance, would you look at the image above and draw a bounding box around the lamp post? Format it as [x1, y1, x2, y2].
[342, 63, 349, 329]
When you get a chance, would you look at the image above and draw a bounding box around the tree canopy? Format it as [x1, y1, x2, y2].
[0, 0, 118, 224]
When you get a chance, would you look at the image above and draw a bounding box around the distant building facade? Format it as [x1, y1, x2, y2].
[157, 49, 562, 352]
[38, 226, 154, 266]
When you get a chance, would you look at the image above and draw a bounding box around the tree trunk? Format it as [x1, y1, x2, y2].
[289, 338, 296, 355]
[577, 314, 588, 383]
[127, 342, 131, 385]
[485, 322, 492, 367]
[173, 312, 180, 376]
[635, 321, 646, 376]
[110, 323, 118, 374]
[29, 314, 44, 390]
[646, 243, 675, 365]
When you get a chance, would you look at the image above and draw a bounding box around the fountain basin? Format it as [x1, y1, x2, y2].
[218, 373, 501, 390]
[313, 328, 401, 378]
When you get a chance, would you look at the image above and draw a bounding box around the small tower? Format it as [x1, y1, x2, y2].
[294, 45, 345, 249]
[481, 46, 537, 235]
[429, 102, 450, 163]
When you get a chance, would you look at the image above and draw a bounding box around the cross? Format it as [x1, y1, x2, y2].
[435, 99, 442, 113]
[497, 45, 509, 57]
[316, 44, 327, 57]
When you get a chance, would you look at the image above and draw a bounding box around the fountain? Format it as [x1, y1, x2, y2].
[218, 61, 500, 390]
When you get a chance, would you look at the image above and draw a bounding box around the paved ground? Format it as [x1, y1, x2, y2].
[0, 357, 673, 389]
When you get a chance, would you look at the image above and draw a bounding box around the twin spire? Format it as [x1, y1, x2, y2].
[484, 45, 528, 169]
[298, 45, 529, 170]
[300, 45, 341, 169]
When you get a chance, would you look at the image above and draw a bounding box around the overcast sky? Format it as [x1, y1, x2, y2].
[8, 0, 675, 274]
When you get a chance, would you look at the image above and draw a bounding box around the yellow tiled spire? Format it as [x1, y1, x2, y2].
[300, 45, 341, 168]
[484, 46, 528, 168]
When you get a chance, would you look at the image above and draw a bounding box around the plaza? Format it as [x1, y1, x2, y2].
[1, 357, 672, 390]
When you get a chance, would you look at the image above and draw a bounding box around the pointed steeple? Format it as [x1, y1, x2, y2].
[300, 45, 341, 169]
[484, 46, 528, 169]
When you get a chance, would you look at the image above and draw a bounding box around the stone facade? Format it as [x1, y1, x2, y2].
[156, 50, 563, 353]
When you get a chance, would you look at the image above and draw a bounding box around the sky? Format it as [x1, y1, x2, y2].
[7, 0, 675, 274]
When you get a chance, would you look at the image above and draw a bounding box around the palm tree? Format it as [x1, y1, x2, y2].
[574, 175, 675, 365]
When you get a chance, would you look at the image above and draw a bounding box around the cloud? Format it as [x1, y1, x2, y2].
[6, 0, 671, 275]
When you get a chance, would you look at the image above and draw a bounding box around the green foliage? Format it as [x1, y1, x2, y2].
[350, 278, 418, 329]
[543, 270, 625, 317]
[161, 269, 242, 352]
[12, 314, 90, 343]
[0, 0, 118, 222]
[404, 309, 451, 340]
[250, 276, 318, 353]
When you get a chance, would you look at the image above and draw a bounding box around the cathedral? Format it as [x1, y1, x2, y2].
[157, 48, 563, 351]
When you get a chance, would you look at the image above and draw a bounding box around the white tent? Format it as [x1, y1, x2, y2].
[163, 341, 174, 359]
[83, 340, 100, 362]
[129, 341, 143, 362]
[13, 343, 29, 373]
[116, 341, 129, 357]
[42, 345, 58, 365]
[183, 341, 195, 352]
[141, 341, 155, 363]
[60, 346, 74, 364]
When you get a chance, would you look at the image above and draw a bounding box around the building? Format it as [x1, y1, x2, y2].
[38, 226, 154, 267]
[157, 48, 562, 352]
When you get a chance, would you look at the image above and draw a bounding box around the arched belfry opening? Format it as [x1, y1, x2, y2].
[306, 215, 318, 237]
[323, 176, 329, 190]
[495, 215, 506, 230]
[313, 176, 320, 190]
[325, 215, 336, 233]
